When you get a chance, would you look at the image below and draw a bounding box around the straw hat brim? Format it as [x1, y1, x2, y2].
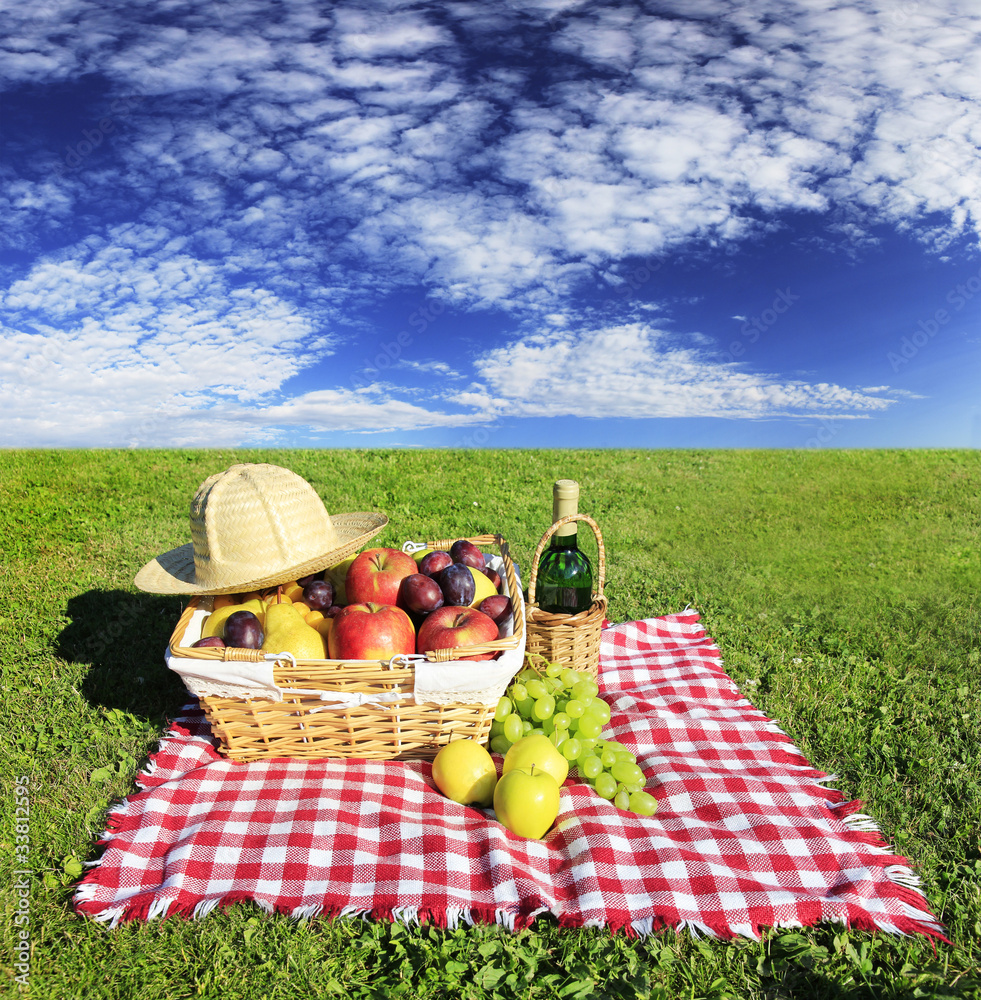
[133, 512, 389, 596]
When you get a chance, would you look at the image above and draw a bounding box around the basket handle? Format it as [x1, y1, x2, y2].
[527, 514, 605, 606]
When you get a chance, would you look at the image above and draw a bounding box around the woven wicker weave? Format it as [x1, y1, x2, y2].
[167, 534, 523, 761]
[524, 514, 607, 680]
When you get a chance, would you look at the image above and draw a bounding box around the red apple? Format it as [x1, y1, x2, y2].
[345, 547, 418, 606]
[327, 602, 416, 660]
[416, 605, 499, 661]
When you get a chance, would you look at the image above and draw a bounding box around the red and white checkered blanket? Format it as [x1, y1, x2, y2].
[74, 612, 946, 939]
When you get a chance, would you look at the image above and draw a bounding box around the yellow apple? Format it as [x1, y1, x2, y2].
[502, 734, 569, 787]
[432, 739, 498, 807]
[467, 566, 498, 608]
[493, 766, 561, 839]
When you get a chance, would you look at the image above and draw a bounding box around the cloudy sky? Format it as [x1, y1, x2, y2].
[2, 0, 980, 449]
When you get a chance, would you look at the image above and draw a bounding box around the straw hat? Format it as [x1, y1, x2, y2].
[134, 463, 388, 595]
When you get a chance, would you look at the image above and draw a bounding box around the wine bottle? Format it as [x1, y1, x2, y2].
[536, 480, 594, 615]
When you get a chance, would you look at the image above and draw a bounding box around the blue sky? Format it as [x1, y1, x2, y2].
[2, 0, 979, 449]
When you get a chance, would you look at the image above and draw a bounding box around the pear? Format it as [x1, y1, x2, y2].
[261, 601, 327, 659]
[201, 598, 266, 639]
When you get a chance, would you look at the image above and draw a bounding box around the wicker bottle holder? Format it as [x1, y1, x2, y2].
[524, 514, 607, 680]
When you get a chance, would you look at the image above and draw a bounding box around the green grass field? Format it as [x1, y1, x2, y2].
[2, 449, 979, 999]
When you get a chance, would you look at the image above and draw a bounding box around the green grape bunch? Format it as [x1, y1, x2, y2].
[489, 660, 657, 818]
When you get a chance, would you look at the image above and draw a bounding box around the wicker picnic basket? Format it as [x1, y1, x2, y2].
[524, 514, 607, 680]
[167, 534, 524, 762]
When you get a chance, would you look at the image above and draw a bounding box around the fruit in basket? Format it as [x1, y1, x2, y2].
[324, 556, 356, 605]
[493, 766, 561, 839]
[478, 595, 513, 628]
[450, 539, 485, 570]
[502, 734, 569, 787]
[431, 739, 498, 807]
[191, 635, 225, 649]
[302, 578, 335, 611]
[418, 550, 453, 578]
[436, 563, 476, 607]
[396, 573, 445, 616]
[467, 566, 498, 608]
[346, 547, 417, 606]
[224, 610, 265, 649]
[261, 602, 326, 659]
[202, 598, 265, 638]
[281, 581, 306, 602]
[328, 602, 416, 660]
[304, 610, 335, 642]
[416, 606, 499, 660]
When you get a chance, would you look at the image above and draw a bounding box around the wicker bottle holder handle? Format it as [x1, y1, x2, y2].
[525, 513, 607, 680]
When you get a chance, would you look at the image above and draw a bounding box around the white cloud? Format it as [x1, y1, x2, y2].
[454, 323, 899, 420]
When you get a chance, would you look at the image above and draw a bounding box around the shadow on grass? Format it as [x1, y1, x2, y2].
[59, 588, 191, 722]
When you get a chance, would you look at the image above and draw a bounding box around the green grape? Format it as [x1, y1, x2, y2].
[614, 789, 631, 811]
[561, 668, 580, 688]
[552, 712, 571, 732]
[503, 713, 524, 742]
[572, 678, 599, 700]
[541, 716, 554, 736]
[545, 661, 564, 677]
[527, 727, 545, 738]
[614, 751, 637, 765]
[600, 749, 617, 768]
[629, 791, 658, 816]
[576, 716, 602, 739]
[593, 772, 617, 799]
[611, 761, 646, 785]
[519, 668, 541, 683]
[549, 731, 566, 749]
[606, 741, 630, 756]
[522, 718, 534, 735]
[620, 782, 643, 795]
[490, 735, 512, 754]
[589, 699, 612, 725]
[565, 699, 585, 720]
[545, 676, 564, 693]
[580, 754, 603, 779]
[526, 678, 548, 700]
[489, 719, 505, 739]
[494, 696, 512, 722]
[533, 695, 555, 720]
[510, 682, 528, 703]
[561, 738, 582, 761]
[579, 738, 598, 753]
[514, 697, 536, 719]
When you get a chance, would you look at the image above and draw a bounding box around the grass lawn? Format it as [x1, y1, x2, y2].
[1, 448, 979, 999]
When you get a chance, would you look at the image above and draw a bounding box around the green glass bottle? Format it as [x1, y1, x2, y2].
[536, 480, 594, 615]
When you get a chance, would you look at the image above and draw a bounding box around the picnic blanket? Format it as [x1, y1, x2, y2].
[74, 612, 946, 940]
